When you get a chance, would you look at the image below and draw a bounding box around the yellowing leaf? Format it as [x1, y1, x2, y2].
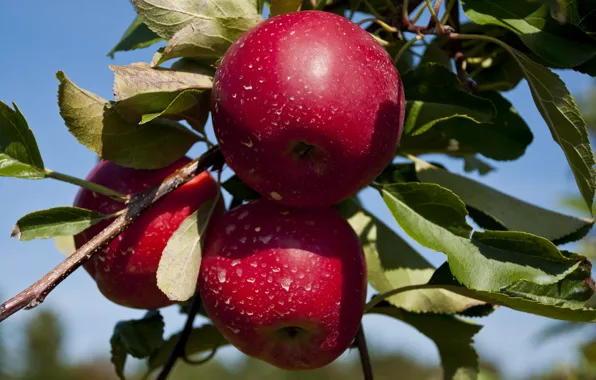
[270, 0, 302, 16]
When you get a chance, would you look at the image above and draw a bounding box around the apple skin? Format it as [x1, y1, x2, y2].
[211, 10, 405, 208]
[73, 158, 223, 310]
[198, 199, 367, 370]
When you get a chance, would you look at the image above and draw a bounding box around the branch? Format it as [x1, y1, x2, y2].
[156, 294, 203, 380]
[446, 0, 477, 91]
[0, 146, 223, 323]
[356, 324, 374, 380]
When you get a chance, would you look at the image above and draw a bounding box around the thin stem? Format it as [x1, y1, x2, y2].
[383, 0, 398, 13]
[362, 0, 385, 19]
[394, 34, 423, 64]
[425, 0, 444, 32]
[440, 0, 456, 24]
[402, 0, 410, 22]
[156, 294, 203, 380]
[45, 169, 128, 202]
[357, 18, 398, 32]
[410, 1, 429, 24]
[0, 147, 223, 323]
[355, 324, 374, 380]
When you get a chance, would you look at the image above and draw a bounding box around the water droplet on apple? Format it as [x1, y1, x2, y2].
[218, 269, 227, 283]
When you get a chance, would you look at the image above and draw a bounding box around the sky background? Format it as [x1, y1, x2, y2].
[0, 1, 595, 379]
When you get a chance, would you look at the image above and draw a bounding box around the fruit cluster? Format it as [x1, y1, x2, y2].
[74, 11, 404, 370]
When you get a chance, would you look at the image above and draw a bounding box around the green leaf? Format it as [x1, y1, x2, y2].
[402, 64, 495, 136]
[108, 17, 163, 58]
[401, 91, 532, 161]
[56, 71, 197, 169]
[270, 0, 302, 16]
[0, 101, 45, 179]
[157, 201, 215, 301]
[528, 0, 568, 23]
[222, 175, 260, 201]
[462, 0, 596, 68]
[133, 0, 262, 66]
[412, 160, 595, 244]
[338, 198, 490, 315]
[112, 62, 212, 101]
[111, 62, 212, 127]
[379, 183, 580, 291]
[369, 304, 481, 380]
[54, 235, 76, 256]
[508, 49, 596, 211]
[147, 324, 226, 374]
[422, 258, 596, 322]
[567, 0, 596, 35]
[462, 156, 494, 175]
[11, 207, 111, 241]
[110, 311, 165, 379]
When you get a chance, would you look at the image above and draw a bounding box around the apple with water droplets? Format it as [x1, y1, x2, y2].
[198, 199, 367, 369]
[211, 11, 405, 208]
[73, 158, 223, 310]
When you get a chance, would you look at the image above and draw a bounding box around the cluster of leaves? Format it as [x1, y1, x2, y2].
[2, 0, 596, 379]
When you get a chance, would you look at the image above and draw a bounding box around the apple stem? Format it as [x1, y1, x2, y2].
[0, 146, 223, 323]
[156, 294, 203, 380]
[355, 324, 374, 380]
[45, 169, 129, 202]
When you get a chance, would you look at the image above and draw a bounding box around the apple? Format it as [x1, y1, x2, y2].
[73, 158, 222, 310]
[198, 199, 367, 370]
[211, 10, 405, 208]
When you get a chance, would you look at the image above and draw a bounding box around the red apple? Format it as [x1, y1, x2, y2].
[73, 158, 223, 310]
[198, 199, 367, 370]
[211, 10, 405, 208]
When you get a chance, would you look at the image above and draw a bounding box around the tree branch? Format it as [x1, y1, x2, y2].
[0, 146, 223, 323]
[356, 324, 374, 380]
[156, 294, 203, 380]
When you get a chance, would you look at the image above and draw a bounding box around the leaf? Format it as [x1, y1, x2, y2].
[422, 259, 596, 322]
[111, 62, 213, 102]
[133, 0, 262, 66]
[379, 183, 580, 292]
[111, 62, 213, 125]
[401, 91, 533, 161]
[369, 303, 481, 380]
[157, 201, 215, 301]
[110, 311, 165, 379]
[462, 0, 596, 68]
[413, 160, 595, 244]
[54, 235, 76, 256]
[148, 324, 226, 373]
[270, 0, 302, 16]
[108, 17, 163, 58]
[222, 175, 260, 201]
[508, 49, 596, 210]
[338, 198, 489, 315]
[133, 0, 259, 39]
[152, 15, 261, 66]
[0, 101, 45, 179]
[462, 156, 495, 175]
[11, 207, 111, 241]
[402, 64, 495, 136]
[57, 71, 197, 169]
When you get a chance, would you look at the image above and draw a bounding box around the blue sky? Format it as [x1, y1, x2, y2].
[0, 1, 595, 378]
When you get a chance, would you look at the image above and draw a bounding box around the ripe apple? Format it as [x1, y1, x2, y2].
[73, 158, 222, 310]
[198, 199, 367, 370]
[211, 10, 405, 208]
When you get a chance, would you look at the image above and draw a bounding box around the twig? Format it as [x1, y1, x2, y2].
[446, 0, 476, 91]
[356, 324, 374, 380]
[156, 294, 203, 380]
[0, 146, 223, 322]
